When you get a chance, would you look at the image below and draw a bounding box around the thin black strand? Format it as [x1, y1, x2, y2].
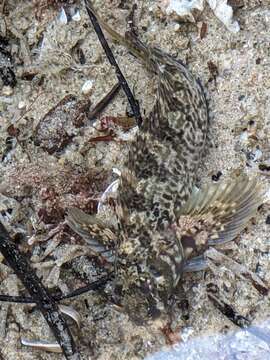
[0, 273, 112, 304]
[84, 0, 142, 127]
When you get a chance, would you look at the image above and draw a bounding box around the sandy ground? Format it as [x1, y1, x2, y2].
[0, 0, 269, 359]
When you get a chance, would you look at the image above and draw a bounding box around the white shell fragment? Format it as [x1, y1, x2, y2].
[81, 79, 94, 95]
[58, 7, 68, 25]
[72, 10, 81, 22]
[21, 338, 62, 353]
[58, 305, 81, 328]
[97, 179, 119, 214]
[207, 0, 240, 33]
[161, 0, 240, 32]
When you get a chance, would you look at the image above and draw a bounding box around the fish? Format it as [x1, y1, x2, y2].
[67, 0, 263, 323]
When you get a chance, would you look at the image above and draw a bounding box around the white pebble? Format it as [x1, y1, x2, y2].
[81, 80, 94, 95]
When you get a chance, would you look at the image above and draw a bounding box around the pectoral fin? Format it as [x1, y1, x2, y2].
[66, 207, 116, 261]
[176, 177, 262, 254]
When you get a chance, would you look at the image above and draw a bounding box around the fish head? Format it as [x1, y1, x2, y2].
[117, 226, 185, 323]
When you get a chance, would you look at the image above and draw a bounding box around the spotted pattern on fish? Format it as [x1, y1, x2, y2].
[67, 1, 262, 323]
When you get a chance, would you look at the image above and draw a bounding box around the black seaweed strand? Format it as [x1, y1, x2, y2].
[0, 273, 112, 304]
[84, 0, 142, 127]
[0, 221, 81, 360]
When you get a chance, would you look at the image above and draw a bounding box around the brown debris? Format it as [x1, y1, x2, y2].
[207, 60, 219, 83]
[160, 323, 181, 345]
[199, 22, 208, 40]
[34, 95, 91, 154]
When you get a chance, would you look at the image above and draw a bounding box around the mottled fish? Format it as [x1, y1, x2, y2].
[67, 1, 262, 323]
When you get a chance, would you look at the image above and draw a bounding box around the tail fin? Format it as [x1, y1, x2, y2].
[177, 177, 263, 247]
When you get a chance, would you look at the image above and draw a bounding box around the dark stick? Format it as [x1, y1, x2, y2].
[88, 82, 121, 120]
[84, 0, 142, 127]
[0, 273, 112, 304]
[0, 221, 80, 360]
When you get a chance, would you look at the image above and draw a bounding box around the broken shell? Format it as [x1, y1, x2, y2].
[21, 338, 62, 353]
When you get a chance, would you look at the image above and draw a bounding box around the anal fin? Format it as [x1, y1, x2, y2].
[66, 207, 116, 261]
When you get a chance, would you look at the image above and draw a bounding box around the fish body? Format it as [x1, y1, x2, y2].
[67, 1, 262, 323]
[111, 40, 210, 320]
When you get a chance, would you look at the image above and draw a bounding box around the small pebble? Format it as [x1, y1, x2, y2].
[265, 215, 270, 225]
[2, 86, 13, 96]
[81, 80, 94, 95]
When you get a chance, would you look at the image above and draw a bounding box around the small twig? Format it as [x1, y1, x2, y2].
[88, 82, 121, 120]
[84, 0, 142, 127]
[0, 273, 112, 304]
[0, 221, 80, 360]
